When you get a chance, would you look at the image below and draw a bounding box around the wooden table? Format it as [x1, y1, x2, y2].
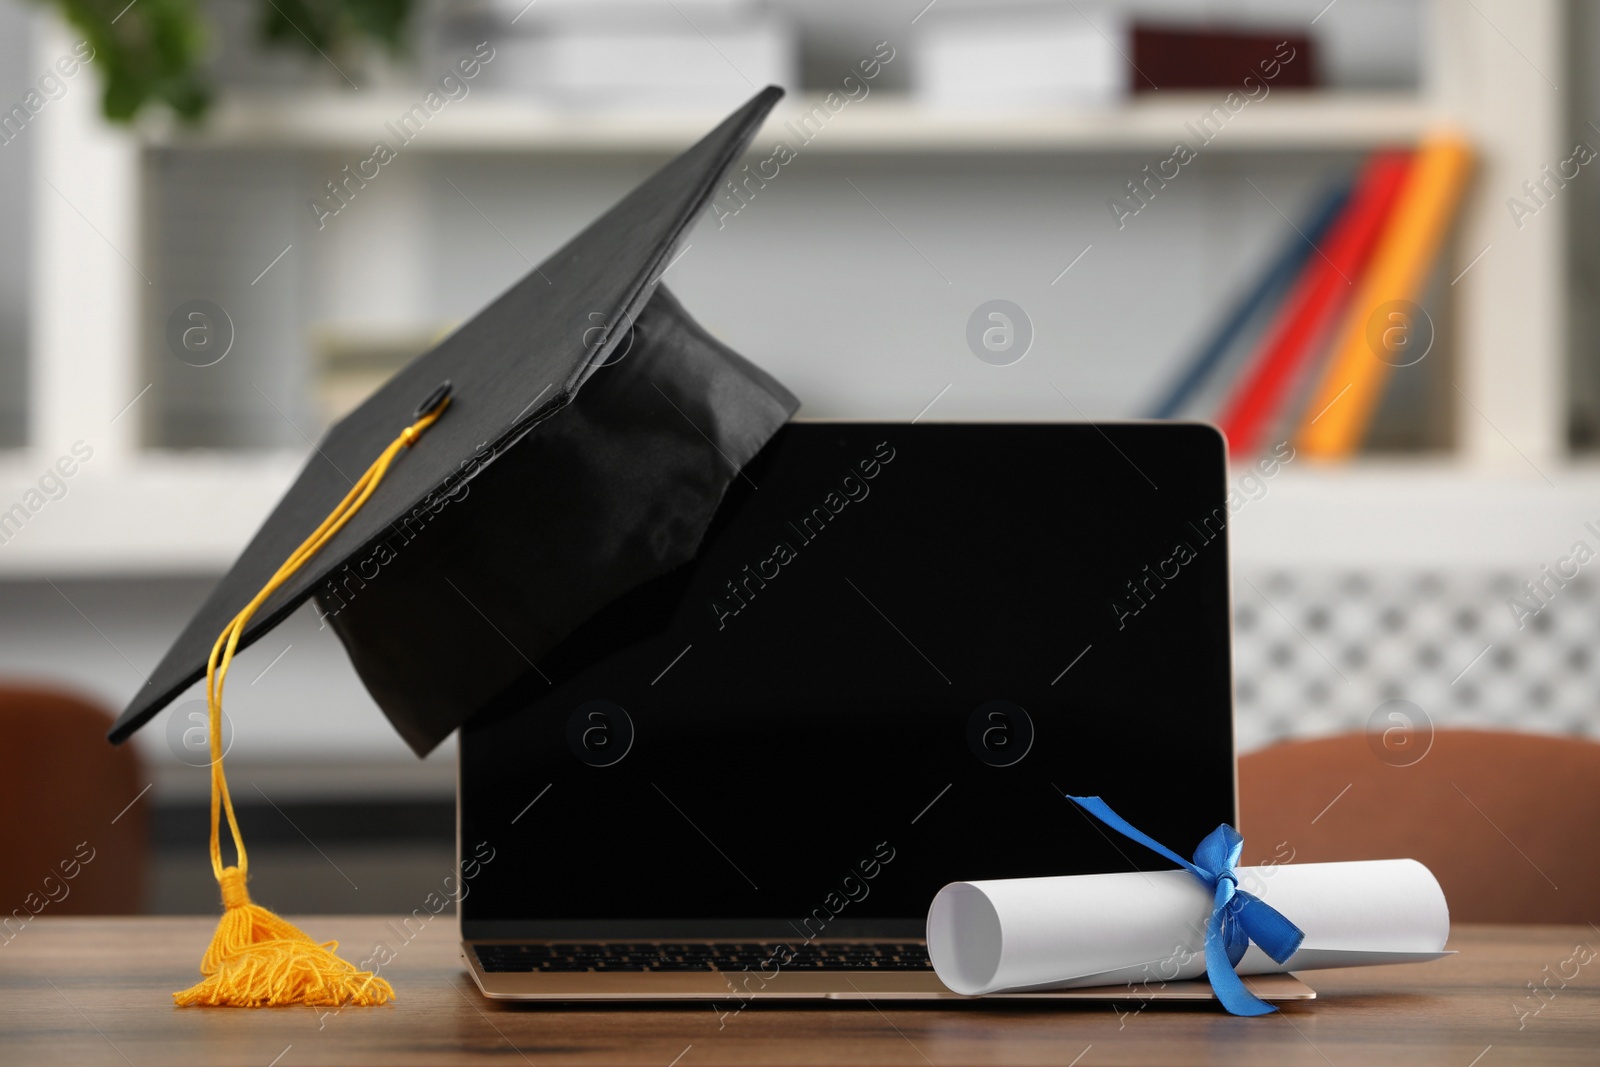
[2, 918, 1596, 1065]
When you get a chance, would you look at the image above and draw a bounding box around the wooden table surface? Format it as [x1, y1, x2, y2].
[2, 918, 1596, 1065]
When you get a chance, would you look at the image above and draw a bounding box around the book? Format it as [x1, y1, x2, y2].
[1296, 134, 1474, 457]
[483, 9, 795, 108]
[1217, 152, 1412, 456]
[913, 8, 1125, 109]
[1130, 25, 1317, 94]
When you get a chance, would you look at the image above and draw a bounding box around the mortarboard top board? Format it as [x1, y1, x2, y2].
[109, 85, 798, 758]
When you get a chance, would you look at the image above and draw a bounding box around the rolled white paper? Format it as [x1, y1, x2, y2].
[927, 859, 1450, 996]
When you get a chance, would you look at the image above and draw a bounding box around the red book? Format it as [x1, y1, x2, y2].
[1130, 26, 1318, 94]
[1217, 150, 1413, 457]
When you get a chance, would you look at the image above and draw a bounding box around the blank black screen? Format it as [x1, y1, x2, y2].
[460, 422, 1235, 938]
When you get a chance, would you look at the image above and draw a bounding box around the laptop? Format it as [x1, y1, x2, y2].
[459, 420, 1244, 1000]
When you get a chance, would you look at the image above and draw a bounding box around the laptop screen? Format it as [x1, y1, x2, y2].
[460, 422, 1236, 939]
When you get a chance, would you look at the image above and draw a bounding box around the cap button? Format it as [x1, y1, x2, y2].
[414, 380, 453, 419]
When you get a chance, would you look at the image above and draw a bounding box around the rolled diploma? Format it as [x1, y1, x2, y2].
[927, 859, 1449, 996]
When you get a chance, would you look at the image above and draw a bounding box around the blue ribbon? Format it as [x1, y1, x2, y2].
[1068, 795, 1305, 1016]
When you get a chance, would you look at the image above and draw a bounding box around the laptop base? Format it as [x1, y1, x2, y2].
[463, 945, 1316, 1004]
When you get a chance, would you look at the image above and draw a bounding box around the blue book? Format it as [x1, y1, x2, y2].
[1146, 181, 1352, 420]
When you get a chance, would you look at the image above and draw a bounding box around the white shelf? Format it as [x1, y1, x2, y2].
[0, 450, 1592, 577]
[0, 451, 300, 577]
[1229, 458, 1597, 569]
[140, 90, 1438, 155]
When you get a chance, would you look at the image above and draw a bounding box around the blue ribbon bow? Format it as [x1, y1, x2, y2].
[1069, 795, 1305, 1016]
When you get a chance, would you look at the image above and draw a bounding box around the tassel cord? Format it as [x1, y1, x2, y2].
[177, 396, 449, 1007]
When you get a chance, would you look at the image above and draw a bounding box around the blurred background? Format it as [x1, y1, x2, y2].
[0, 0, 1595, 916]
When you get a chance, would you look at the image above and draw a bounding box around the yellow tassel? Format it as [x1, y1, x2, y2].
[173, 868, 394, 1007]
[174, 394, 449, 1008]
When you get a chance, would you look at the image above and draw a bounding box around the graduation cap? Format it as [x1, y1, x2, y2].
[110, 86, 798, 1007]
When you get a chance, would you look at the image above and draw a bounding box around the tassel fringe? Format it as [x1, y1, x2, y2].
[174, 867, 394, 1008]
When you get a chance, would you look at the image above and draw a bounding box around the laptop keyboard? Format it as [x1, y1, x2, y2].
[474, 942, 933, 973]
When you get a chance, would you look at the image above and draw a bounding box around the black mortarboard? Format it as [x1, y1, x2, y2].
[110, 86, 797, 757]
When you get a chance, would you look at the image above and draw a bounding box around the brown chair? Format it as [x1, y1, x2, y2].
[0, 684, 149, 918]
[1239, 729, 1600, 924]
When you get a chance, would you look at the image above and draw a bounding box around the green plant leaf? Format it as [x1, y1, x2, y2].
[32, 0, 417, 123]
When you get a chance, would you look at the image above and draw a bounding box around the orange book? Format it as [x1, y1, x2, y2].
[1296, 134, 1473, 457]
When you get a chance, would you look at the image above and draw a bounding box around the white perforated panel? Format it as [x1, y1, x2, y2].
[1232, 569, 1600, 752]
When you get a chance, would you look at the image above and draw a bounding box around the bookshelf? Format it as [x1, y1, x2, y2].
[4, 0, 1574, 579]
